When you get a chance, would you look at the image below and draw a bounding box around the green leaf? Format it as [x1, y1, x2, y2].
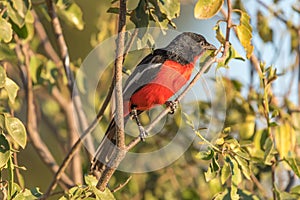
[7, 0, 30, 28]
[56, 0, 84, 30]
[275, 122, 295, 158]
[0, 134, 10, 168]
[13, 188, 43, 199]
[239, 115, 255, 139]
[257, 11, 273, 43]
[0, 66, 7, 88]
[107, 7, 120, 14]
[0, 43, 17, 61]
[84, 175, 98, 186]
[221, 163, 231, 184]
[263, 137, 274, 165]
[11, 20, 28, 39]
[194, 0, 224, 19]
[235, 155, 251, 180]
[214, 23, 226, 44]
[12, 0, 31, 19]
[5, 116, 27, 149]
[91, 187, 116, 200]
[196, 149, 214, 160]
[234, 9, 254, 58]
[157, 0, 180, 19]
[0, 18, 13, 43]
[291, 185, 300, 195]
[228, 157, 241, 200]
[285, 157, 300, 178]
[29, 55, 43, 84]
[204, 163, 217, 182]
[217, 45, 245, 68]
[130, 0, 149, 29]
[5, 77, 19, 104]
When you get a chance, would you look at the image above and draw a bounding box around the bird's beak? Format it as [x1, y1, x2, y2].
[205, 43, 217, 51]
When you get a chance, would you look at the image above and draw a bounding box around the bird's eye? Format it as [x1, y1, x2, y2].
[199, 41, 205, 46]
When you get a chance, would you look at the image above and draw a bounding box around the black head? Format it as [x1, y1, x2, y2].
[164, 32, 216, 64]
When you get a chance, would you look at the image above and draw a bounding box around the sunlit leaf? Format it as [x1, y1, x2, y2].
[5, 116, 27, 149]
[7, 0, 30, 28]
[13, 187, 43, 199]
[285, 157, 300, 178]
[194, 0, 224, 19]
[0, 18, 13, 43]
[234, 9, 254, 58]
[0, 66, 7, 88]
[84, 175, 98, 186]
[217, 45, 245, 68]
[239, 115, 255, 139]
[5, 77, 19, 104]
[0, 134, 10, 168]
[157, 0, 180, 19]
[291, 185, 300, 195]
[91, 187, 116, 200]
[204, 164, 217, 182]
[214, 23, 226, 44]
[235, 155, 251, 180]
[275, 121, 295, 158]
[196, 149, 214, 160]
[221, 163, 230, 184]
[263, 137, 274, 165]
[226, 157, 241, 200]
[56, 0, 84, 30]
[12, 0, 31, 19]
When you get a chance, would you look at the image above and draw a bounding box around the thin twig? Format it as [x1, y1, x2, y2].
[111, 176, 132, 193]
[14, 36, 73, 189]
[250, 174, 269, 199]
[45, 0, 96, 184]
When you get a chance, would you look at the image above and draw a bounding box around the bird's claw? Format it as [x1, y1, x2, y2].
[165, 100, 178, 114]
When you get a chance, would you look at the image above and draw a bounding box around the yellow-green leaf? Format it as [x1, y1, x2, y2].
[5, 116, 27, 149]
[5, 78, 19, 104]
[194, 0, 224, 19]
[234, 10, 253, 58]
[56, 0, 84, 30]
[221, 163, 230, 184]
[275, 121, 296, 158]
[0, 134, 10, 168]
[0, 66, 7, 88]
[0, 18, 13, 43]
[257, 11, 273, 43]
[157, 0, 180, 19]
[214, 23, 226, 44]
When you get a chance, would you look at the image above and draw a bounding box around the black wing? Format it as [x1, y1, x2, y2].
[123, 49, 168, 101]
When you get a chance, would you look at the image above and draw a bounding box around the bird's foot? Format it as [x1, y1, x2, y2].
[131, 107, 147, 142]
[138, 125, 147, 142]
[165, 100, 178, 114]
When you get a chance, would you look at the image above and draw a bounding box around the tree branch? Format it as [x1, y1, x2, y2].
[96, 0, 127, 191]
[42, 76, 116, 199]
[14, 36, 74, 189]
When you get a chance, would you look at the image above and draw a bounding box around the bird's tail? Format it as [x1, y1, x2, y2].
[90, 116, 129, 174]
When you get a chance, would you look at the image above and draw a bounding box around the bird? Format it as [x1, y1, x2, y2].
[91, 32, 216, 173]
